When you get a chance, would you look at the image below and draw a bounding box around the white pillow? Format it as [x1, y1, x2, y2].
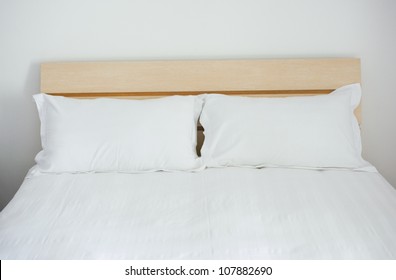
[200, 84, 370, 170]
[34, 94, 203, 173]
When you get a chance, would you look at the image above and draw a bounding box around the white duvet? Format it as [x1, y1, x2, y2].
[1, 167, 396, 259]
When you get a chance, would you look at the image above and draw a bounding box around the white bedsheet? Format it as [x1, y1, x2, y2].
[1, 167, 396, 259]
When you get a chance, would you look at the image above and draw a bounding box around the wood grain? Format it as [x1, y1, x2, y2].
[41, 59, 360, 93]
[41, 58, 361, 122]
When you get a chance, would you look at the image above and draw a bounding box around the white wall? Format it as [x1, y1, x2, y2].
[1, 0, 395, 210]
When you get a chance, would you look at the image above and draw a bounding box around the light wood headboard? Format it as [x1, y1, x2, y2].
[40, 58, 361, 121]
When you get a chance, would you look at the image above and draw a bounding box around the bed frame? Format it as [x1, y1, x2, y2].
[40, 58, 361, 153]
[40, 58, 361, 121]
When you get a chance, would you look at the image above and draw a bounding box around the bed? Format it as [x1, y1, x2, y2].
[1, 58, 395, 259]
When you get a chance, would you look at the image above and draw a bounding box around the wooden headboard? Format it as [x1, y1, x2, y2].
[40, 58, 361, 121]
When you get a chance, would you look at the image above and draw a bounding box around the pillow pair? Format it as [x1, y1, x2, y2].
[34, 83, 368, 173]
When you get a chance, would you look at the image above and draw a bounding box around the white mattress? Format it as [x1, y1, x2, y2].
[1, 167, 396, 259]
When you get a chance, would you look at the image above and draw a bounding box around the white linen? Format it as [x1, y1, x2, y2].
[34, 94, 203, 173]
[201, 84, 370, 170]
[1, 167, 396, 259]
